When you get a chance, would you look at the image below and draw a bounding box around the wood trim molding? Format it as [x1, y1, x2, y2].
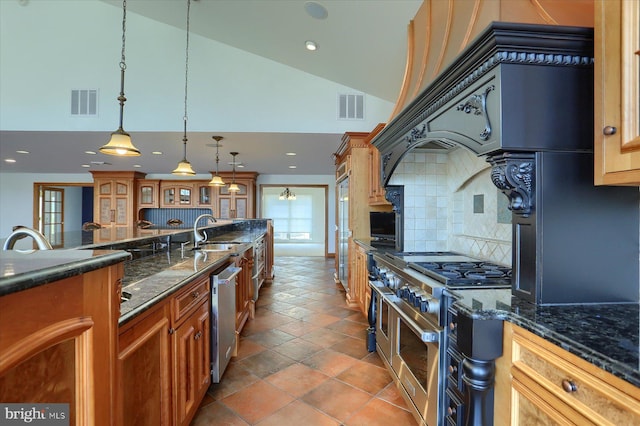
[460, 0, 483, 53]
[430, 0, 455, 81]
[389, 20, 415, 120]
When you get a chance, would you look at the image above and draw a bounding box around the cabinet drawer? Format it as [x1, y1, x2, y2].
[172, 275, 209, 326]
[512, 327, 640, 425]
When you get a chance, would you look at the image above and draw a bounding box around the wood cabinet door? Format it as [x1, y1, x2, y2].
[595, 0, 640, 184]
[118, 305, 172, 426]
[173, 301, 210, 426]
[235, 252, 254, 337]
[137, 180, 159, 210]
[160, 183, 194, 208]
[96, 180, 131, 225]
[0, 266, 120, 426]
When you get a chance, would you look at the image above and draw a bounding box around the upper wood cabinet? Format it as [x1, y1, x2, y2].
[366, 124, 390, 206]
[594, 0, 640, 185]
[212, 172, 258, 219]
[91, 171, 144, 227]
[160, 181, 195, 208]
[196, 184, 213, 207]
[136, 179, 159, 210]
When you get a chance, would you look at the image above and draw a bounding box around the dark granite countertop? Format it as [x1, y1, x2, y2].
[1, 220, 268, 326]
[118, 241, 251, 325]
[0, 249, 131, 297]
[450, 288, 640, 388]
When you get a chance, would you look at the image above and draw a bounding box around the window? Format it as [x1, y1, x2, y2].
[262, 187, 324, 243]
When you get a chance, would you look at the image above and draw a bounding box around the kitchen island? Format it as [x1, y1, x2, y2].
[0, 218, 272, 425]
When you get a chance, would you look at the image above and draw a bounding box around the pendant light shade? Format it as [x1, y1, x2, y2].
[172, 136, 196, 175]
[209, 136, 226, 186]
[100, 0, 141, 157]
[209, 175, 225, 186]
[100, 129, 140, 156]
[172, 0, 195, 176]
[228, 151, 240, 192]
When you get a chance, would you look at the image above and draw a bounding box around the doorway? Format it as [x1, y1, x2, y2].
[261, 185, 328, 257]
[33, 183, 94, 247]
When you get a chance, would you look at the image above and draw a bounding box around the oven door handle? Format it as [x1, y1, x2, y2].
[369, 280, 395, 297]
[370, 281, 441, 344]
[394, 302, 441, 343]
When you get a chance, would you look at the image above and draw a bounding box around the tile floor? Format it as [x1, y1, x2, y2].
[191, 256, 418, 426]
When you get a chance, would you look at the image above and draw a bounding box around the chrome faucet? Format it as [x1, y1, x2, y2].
[193, 214, 217, 248]
[3, 227, 53, 250]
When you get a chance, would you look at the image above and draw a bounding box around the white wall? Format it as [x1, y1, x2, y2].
[0, 172, 93, 237]
[0, 0, 393, 135]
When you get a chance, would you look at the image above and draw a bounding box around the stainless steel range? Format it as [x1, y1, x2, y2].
[367, 251, 510, 426]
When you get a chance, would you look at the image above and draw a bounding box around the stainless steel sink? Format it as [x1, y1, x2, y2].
[193, 242, 242, 252]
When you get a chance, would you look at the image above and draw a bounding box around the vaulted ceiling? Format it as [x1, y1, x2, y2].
[0, 0, 422, 175]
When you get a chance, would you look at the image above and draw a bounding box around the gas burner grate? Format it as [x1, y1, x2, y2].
[410, 261, 512, 288]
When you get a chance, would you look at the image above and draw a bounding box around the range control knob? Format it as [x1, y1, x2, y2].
[397, 284, 410, 299]
[420, 297, 440, 314]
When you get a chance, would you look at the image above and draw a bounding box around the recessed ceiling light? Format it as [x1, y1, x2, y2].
[288, 165, 297, 169]
[237, 164, 245, 168]
[305, 40, 317, 51]
[82, 164, 91, 168]
[16, 150, 29, 154]
[4, 158, 16, 163]
[85, 150, 97, 155]
[286, 152, 297, 156]
[133, 164, 142, 168]
[152, 151, 163, 155]
[304, 1, 328, 19]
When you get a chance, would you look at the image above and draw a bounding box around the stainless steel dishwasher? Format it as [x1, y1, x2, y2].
[210, 262, 241, 383]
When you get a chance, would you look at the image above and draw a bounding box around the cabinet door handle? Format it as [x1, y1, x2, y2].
[194, 331, 202, 340]
[561, 379, 577, 393]
[603, 126, 617, 135]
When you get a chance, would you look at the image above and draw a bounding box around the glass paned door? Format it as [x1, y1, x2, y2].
[40, 187, 64, 247]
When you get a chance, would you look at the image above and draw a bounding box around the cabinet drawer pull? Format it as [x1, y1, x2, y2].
[561, 379, 577, 393]
[603, 126, 617, 135]
[191, 291, 200, 299]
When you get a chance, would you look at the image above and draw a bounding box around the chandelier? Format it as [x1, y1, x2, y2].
[99, 0, 141, 156]
[279, 187, 296, 201]
[172, 0, 196, 175]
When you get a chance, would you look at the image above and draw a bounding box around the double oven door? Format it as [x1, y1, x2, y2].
[372, 283, 442, 426]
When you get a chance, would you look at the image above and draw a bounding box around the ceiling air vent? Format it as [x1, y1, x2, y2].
[71, 89, 98, 116]
[337, 93, 364, 120]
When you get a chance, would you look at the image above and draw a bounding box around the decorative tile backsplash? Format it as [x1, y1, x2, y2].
[388, 147, 512, 265]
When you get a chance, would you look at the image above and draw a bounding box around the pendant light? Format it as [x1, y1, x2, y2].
[172, 0, 195, 176]
[208, 136, 226, 186]
[228, 152, 240, 192]
[100, 0, 141, 156]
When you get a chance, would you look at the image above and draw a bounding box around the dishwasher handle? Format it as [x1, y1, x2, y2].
[213, 266, 242, 286]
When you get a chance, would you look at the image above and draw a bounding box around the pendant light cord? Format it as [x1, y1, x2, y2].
[182, 0, 191, 157]
[117, 0, 128, 128]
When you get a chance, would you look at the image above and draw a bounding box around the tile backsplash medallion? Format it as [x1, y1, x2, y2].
[388, 148, 512, 265]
